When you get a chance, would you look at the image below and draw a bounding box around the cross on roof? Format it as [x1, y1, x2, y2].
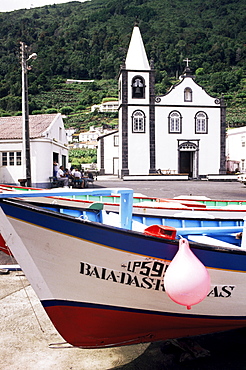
[183, 58, 191, 67]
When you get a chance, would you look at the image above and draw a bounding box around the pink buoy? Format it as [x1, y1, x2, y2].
[164, 238, 211, 309]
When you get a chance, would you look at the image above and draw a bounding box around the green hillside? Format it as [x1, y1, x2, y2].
[0, 0, 245, 127]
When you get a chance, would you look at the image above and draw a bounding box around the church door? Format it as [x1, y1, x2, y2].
[179, 151, 193, 177]
[178, 141, 199, 179]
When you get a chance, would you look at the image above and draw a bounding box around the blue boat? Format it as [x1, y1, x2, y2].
[28, 199, 244, 248]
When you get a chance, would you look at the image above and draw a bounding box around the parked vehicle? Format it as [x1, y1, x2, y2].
[237, 173, 246, 185]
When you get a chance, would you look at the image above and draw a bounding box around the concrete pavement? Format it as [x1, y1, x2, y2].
[95, 176, 246, 200]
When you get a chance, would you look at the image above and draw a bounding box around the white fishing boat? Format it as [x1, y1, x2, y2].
[0, 188, 246, 348]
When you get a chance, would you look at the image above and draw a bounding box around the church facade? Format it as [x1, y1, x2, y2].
[98, 25, 226, 179]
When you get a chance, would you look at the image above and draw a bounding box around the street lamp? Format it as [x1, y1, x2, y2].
[20, 42, 37, 187]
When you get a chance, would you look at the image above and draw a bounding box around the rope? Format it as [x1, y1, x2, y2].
[4, 242, 45, 333]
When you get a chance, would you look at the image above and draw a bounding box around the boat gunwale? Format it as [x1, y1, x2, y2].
[1, 198, 246, 257]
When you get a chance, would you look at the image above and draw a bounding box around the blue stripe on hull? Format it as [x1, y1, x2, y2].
[42, 299, 246, 321]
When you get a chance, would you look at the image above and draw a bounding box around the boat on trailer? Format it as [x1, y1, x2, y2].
[0, 188, 246, 348]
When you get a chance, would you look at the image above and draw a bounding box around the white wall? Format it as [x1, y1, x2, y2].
[128, 106, 150, 175]
[161, 78, 216, 106]
[103, 134, 119, 174]
[97, 133, 119, 175]
[0, 141, 24, 183]
[155, 78, 221, 176]
[155, 107, 221, 174]
[227, 127, 246, 172]
[45, 114, 68, 145]
[31, 139, 68, 185]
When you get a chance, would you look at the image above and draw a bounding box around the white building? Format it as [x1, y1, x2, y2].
[226, 126, 246, 172]
[66, 79, 94, 84]
[97, 130, 119, 175]
[65, 127, 76, 143]
[78, 126, 102, 143]
[72, 140, 98, 149]
[0, 113, 68, 187]
[98, 25, 226, 179]
[68, 126, 116, 150]
[91, 100, 119, 113]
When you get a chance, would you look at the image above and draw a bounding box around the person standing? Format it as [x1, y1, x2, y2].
[53, 161, 59, 177]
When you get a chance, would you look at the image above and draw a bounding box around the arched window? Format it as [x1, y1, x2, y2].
[195, 111, 208, 133]
[132, 76, 145, 99]
[168, 111, 182, 133]
[132, 110, 145, 133]
[184, 87, 192, 102]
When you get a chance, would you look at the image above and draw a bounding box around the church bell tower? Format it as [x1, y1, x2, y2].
[118, 24, 156, 177]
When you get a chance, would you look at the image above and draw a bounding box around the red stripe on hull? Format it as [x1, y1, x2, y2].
[44, 305, 246, 348]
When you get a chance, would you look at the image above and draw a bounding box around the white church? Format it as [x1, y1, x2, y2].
[97, 25, 226, 179]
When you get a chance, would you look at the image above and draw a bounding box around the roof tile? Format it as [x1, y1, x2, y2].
[0, 114, 58, 139]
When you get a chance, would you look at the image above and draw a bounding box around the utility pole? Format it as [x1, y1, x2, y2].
[20, 42, 37, 187]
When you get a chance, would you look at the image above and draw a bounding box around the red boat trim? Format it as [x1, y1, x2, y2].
[42, 299, 246, 348]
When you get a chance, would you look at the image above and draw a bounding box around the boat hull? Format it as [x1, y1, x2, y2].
[1, 199, 246, 348]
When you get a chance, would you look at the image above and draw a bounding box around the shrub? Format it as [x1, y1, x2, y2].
[60, 106, 74, 115]
[31, 110, 45, 115]
[196, 68, 204, 76]
[0, 112, 11, 117]
[75, 105, 86, 111]
[45, 108, 58, 114]
[237, 93, 246, 98]
[102, 97, 118, 103]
